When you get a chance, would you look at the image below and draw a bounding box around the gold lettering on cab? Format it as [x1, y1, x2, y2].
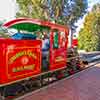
[12, 65, 35, 72]
[55, 56, 64, 62]
[9, 50, 37, 64]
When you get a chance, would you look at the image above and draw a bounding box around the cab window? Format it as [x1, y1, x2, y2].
[53, 31, 59, 49]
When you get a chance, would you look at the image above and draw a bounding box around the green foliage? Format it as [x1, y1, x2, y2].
[16, 0, 87, 29]
[78, 3, 100, 51]
[16, 0, 42, 19]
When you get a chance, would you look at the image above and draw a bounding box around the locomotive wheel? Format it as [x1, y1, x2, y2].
[0, 87, 6, 100]
[5, 96, 15, 100]
[1, 83, 26, 100]
[54, 71, 64, 80]
[68, 69, 75, 75]
[0, 93, 5, 100]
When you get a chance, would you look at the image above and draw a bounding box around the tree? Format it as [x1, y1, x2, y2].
[16, 0, 44, 19]
[16, 0, 87, 28]
[78, 3, 100, 51]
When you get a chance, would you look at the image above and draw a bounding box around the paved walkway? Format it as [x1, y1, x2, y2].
[18, 63, 100, 100]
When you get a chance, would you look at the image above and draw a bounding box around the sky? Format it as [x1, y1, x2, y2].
[88, 0, 100, 11]
[0, 0, 100, 21]
[0, 0, 16, 21]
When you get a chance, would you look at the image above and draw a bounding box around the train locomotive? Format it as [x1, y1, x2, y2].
[0, 18, 83, 99]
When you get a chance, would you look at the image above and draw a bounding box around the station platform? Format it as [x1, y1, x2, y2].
[17, 63, 100, 100]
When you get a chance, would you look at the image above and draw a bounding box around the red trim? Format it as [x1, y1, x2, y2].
[3, 18, 41, 28]
[3, 18, 26, 27]
[3, 18, 69, 33]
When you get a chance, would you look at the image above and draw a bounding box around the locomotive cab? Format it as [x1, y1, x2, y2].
[2, 18, 69, 85]
[0, 18, 69, 99]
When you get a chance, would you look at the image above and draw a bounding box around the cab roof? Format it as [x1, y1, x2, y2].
[3, 18, 69, 33]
